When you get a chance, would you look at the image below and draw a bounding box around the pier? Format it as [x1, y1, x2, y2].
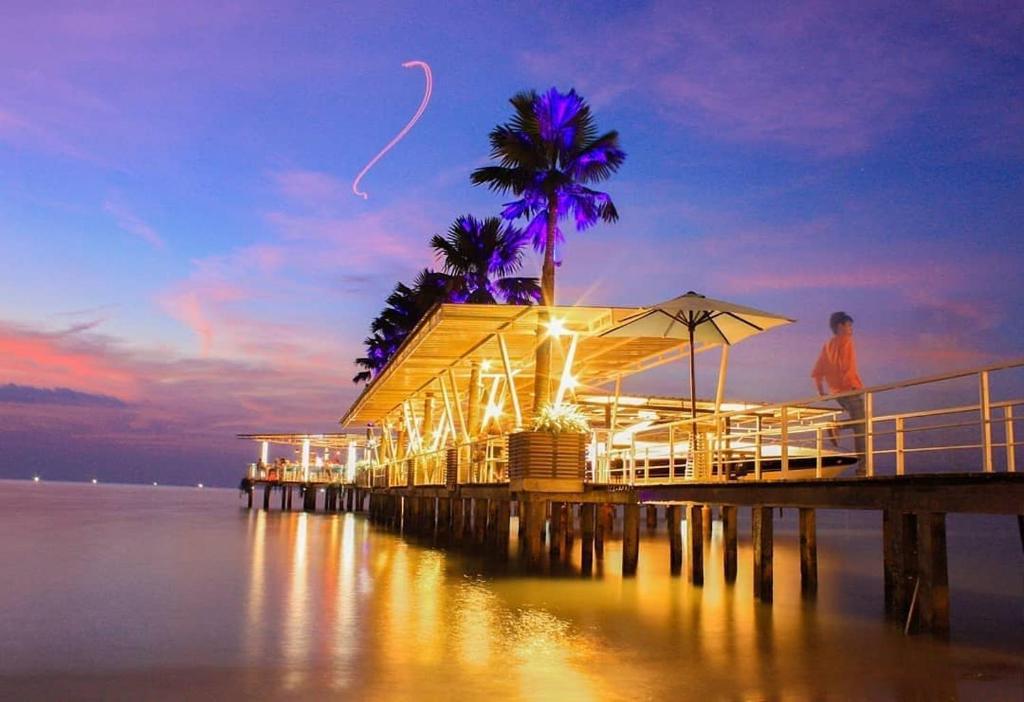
[240, 303, 1024, 638]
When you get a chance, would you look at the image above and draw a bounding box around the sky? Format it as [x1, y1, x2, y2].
[1, 1, 1022, 486]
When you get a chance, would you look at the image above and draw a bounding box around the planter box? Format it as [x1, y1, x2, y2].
[508, 431, 586, 493]
[445, 448, 458, 490]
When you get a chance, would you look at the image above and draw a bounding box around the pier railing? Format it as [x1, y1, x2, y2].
[594, 358, 1023, 484]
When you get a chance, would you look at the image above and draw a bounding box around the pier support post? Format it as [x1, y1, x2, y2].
[799, 508, 817, 598]
[525, 500, 546, 568]
[753, 506, 774, 602]
[595, 504, 610, 559]
[246, 485, 253, 509]
[494, 500, 511, 558]
[916, 512, 949, 636]
[437, 497, 451, 537]
[688, 504, 704, 585]
[563, 504, 576, 557]
[451, 496, 464, 542]
[474, 499, 488, 545]
[723, 505, 738, 583]
[263, 484, 272, 511]
[646, 505, 658, 530]
[280, 486, 287, 510]
[549, 502, 565, 558]
[580, 503, 595, 574]
[402, 496, 413, 532]
[667, 505, 682, 575]
[425, 497, 437, 535]
[622, 504, 640, 576]
[702, 504, 713, 542]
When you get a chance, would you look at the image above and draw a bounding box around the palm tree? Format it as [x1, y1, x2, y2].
[429, 215, 541, 304]
[470, 87, 625, 409]
[352, 270, 453, 384]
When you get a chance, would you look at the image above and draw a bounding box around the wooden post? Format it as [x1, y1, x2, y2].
[437, 497, 451, 537]
[594, 504, 607, 559]
[646, 504, 658, 530]
[474, 498, 488, 545]
[424, 497, 436, 536]
[550, 502, 565, 558]
[722, 505, 738, 583]
[280, 485, 287, 510]
[246, 484, 253, 509]
[753, 506, 773, 602]
[563, 503, 576, 557]
[667, 505, 682, 575]
[622, 504, 640, 576]
[799, 508, 817, 598]
[402, 496, 412, 532]
[487, 499, 499, 545]
[580, 503, 596, 574]
[494, 500, 511, 558]
[462, 498, 474, 540]
[451, 496, 464, 542]
[525, 500, 546, 568]
[702, 504, 712, 542]
[916, 512, 950, 636]
[263, 484, 272, 510]
[688, 504, 704, 585]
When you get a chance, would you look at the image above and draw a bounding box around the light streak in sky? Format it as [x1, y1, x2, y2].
[352, 60, 433, 200]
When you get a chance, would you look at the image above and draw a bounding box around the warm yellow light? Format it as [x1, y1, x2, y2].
[546, 317, 568, 337]
[484, 403, 503, 420]
[481, 359, 493, 372]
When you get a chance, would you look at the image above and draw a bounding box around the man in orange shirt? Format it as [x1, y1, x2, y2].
[811, 312, 866, 475]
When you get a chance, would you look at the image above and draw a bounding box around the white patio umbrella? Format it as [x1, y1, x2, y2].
[601, 291, 794, 419]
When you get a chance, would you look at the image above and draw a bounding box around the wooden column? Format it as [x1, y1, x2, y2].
[487, 500, 499, 545]
[622, 504, 640, 576]
[246, 485, 253, 509]
[595, 504, 610, 559]
[580, 503, 596, 574]
[263, 484, 272, 510]
[494, 500, 511, 558]
[753, 506, 774, 602]
[437, 497, 451, 537]
[525, 500, 546, 568]
[550, 502, 565, 558]
[462, 498, 474, 540]
[799, 508, 817, 597]
[916, 512, 950, 636]
[688, 504, 704, 585]
[563, 504, 576, 557]
[424, 497, 436, 535]
[722, 506, 738, 584]
[646, 504, 658, 530]
[402, 496, 412, 532]
[279, 485, 287, 510]
[667, 505, 682, 575]
[474, 498, 488, 545]
[702, 504, 713, 542]
[451, 496, 464, 542]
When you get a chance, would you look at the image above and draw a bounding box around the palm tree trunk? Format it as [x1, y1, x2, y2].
[533, 202, 559, 413]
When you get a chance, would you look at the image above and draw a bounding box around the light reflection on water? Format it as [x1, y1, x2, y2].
[0, 481, 1020, 701]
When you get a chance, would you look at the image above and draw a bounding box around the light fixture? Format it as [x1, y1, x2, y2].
[546, 317, 568, 337]
[481, 359, 493, 372]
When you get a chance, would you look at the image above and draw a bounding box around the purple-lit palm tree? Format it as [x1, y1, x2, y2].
[471, 87, 625, 409]
[352, 270, 452, 384]
[430, 215, 541, 305]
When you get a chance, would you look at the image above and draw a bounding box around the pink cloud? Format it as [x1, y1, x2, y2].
[273, 170, 349, 209]
[103, 198, 165, 249]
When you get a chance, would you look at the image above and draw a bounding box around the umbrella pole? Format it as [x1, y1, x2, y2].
[688, 325, 697, 420]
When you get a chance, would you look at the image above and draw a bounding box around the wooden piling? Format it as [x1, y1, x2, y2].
[646, 504, 658, 530]
[580, 503, 596, 574]
[424, 497, 436, 535]
[595, 504, 609, 559]
[688, 504, 704, 585]
[753, 506, 773, 602]
[799, 508, 817, 597]
[622, 503, 640, 576]
[494, 500, 511, 558]
[916, 512, 950, 636]
[437, 497, 451, 537]
[722, 505, 738, 584]
[702, 504, 713, 542]
[262, 484, 272, 510]
[550, 502, 565, 558]
[280, 486, 287, 510]
[246, 485, 253, 509]
[473, 499, 488, 545]
[667, 505, 682, 575]
[451, 496, 465, 542]
[525, 500, 546, 568]
[563, 503, 576, 557]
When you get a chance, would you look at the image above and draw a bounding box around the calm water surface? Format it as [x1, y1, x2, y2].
[0, 480, 1020, 700]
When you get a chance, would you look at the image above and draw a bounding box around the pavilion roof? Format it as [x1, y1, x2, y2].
[237, 432, 365, 449]
[339, 303, 698, 426]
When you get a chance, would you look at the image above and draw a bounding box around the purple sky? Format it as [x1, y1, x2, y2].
[1, 1, 1022, 486]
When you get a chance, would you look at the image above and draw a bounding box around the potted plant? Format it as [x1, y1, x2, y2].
[508, 403, 589, 492]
